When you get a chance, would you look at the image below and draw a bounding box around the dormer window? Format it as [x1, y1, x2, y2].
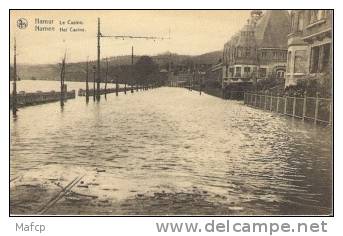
[245, 48, 251, 57]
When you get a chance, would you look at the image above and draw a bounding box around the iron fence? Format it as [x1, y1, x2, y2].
[244, 92, 332, 125]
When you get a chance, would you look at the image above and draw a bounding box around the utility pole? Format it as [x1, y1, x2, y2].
[60, 51, 66, 107]
[12, 37, 17, 116]
[190, 64, 194, 91]
[116, 76, 119, 96]
[97, 19, 170, 94]
[131, 46, 134, 93]
[86, 59, 89, 103]
[198, 65, 202, 95]
[105, 57, 108, 99]
[93, 65, 96, 101]
[96, 18, 101, 102]
[168, 53, 172, 87]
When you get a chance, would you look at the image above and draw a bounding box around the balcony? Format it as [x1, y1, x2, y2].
[225, 72, 253, 84]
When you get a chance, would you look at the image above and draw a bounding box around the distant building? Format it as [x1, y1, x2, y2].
[175, 72, 193, 86]
[285, 10, 332, 87]
[206, 61, 223, 86]
[222, 10, 290, 88]
[169, 63, 212, 86]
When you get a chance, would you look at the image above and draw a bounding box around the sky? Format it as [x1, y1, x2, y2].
[10, 10, 251, 64]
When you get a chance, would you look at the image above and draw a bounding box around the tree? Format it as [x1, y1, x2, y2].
[134, 56, 159, 86]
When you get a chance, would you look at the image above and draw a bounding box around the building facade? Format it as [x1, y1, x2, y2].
[222, 10, 290, 89]
[169, 63, 212, 87]
[206, 61, 223, 86]
[285, 10, 332, 87]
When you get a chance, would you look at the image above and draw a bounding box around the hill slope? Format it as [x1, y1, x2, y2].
[13, 50, 223, 82]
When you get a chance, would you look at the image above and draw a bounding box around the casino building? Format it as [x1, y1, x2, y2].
[222, 10, 290, 90]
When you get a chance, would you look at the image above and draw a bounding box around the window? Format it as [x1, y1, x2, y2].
[320, 43, 331, 72]
[235, 67, 241, 77]
[225, 65, 229, 77]
[310, 46, 320, 73]
[245, 48, 251, 57]
[273, 51, 278, 59]
[309, 44, 332, 73]
[244, 67, 251, 73]
[261, 51, 267, 59]
[259, 68, 267, 77]
[281, 51, 287, 60]
[277, 70, 285, 78]
[229, 67, 234, 76]
[294, 50, 307, 73]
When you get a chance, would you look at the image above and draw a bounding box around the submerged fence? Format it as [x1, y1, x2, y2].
[244, 92, 332, 125]
[10, 90, 76, 108]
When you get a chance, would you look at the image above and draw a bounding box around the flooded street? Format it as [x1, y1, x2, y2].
[10, 83, 332, 215]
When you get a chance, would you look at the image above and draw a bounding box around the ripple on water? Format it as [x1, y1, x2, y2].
[10, 86, 332, 215]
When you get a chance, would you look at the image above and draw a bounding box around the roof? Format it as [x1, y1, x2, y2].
[224, 32, 239, 47]
[254, 10, 290, 48]
[224, 10, 290, 50]
[237, 24, 257, 47]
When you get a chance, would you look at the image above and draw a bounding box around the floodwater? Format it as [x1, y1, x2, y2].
[10, 81, 332, 215]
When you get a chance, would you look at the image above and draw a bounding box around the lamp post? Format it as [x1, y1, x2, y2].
[85, 60, 89, 103]
[96, 18, 101, 102]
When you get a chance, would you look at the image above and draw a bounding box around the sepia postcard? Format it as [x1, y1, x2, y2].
[9, 10, 333, 216]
